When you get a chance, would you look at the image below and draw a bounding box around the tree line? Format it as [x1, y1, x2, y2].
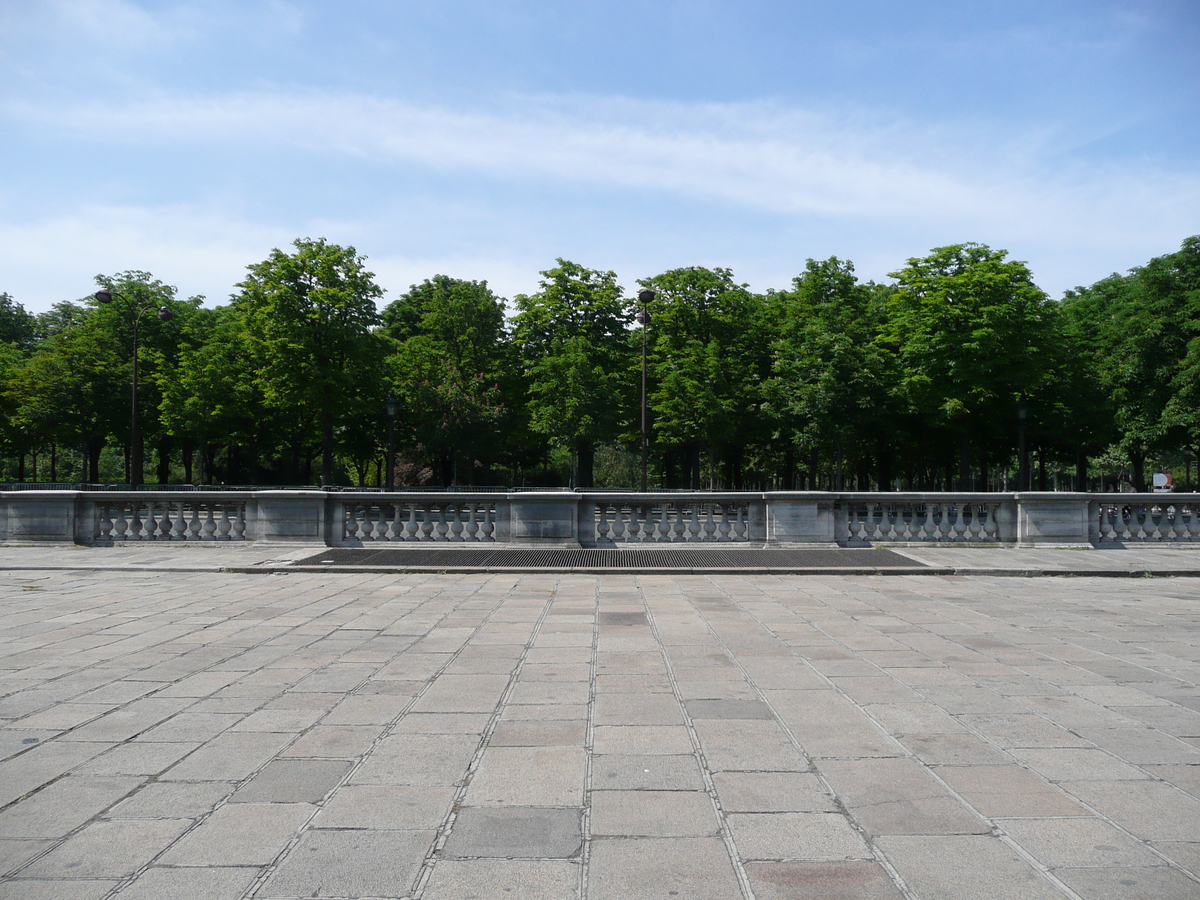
[1, 235, 1197, 492]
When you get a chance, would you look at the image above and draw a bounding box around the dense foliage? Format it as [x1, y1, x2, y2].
[2, 236, 1198, 490]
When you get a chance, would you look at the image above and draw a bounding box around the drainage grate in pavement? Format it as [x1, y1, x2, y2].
[294, 546, 926, 570]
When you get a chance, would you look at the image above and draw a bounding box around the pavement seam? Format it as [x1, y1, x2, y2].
[638, 575, 759, 900]
[407, 577, 559, 900]
[669, 573, 920, 900]
[579, 578, 600, 900]
[735, 572, 1200, 893]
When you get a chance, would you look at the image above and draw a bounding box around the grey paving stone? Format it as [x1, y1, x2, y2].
[0, 740, 114, 806]
[114, 865, 260, 900]
[392, 712, 492, 733]
[350, 733, 478, 785]
[691, 719, 809, 772]
[507, 680, 591, 705]
[442, 806, 581, 858]
[0, 878, 118, 900]
[726, 812, 872, 861]
[820, 759, 989, 837]
[277, 724, 379, 758]
[315, 783, 456, 829]
[105, 780, 236, 819]
[157, 802, 314, 866]
[465, 747, 586, 805]
[73, 740, 202, 776]
[1008, 747, 1151, 782]
[876, 834, 1064, 900]
[745, 860, 905, 900]
[231, 758, 352, 803]
[590, 790, 718, 836]
[712, 772, 838, 813]
[593, 692, 685, 726]
[589, 836, 740, 900]
[490, 719, 587, 746]
[592, 725, 693, 755]
[1063, 780, 1200, 841]
[160, 732, 291, 782]
[0, 839, 52, 877]
[594, 673, 674, 693]
[0, 776, 141, 839]
[686, 698, 774, 720]
[900, 732, 1011, 766]
[936, 765, 1089, 817]
[258, 829, 432, 898]
[590, 754, 706, 791]
[501, 702, 589, 721]
[1054, 866, 1200, 900]
[422, 859, 579, 900]
[999, 816, 1163, 868]
[20, 818, 190, 878]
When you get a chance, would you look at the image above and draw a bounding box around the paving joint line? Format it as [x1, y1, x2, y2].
[579, 580, 601, 900]
[639, 574, 758, 900]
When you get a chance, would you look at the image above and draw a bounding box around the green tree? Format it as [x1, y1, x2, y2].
[1066, 235, 1200, 489]
[235, 238, 387, 485]
[512, 260, 633, 487]
[382, 276, 513, 485]
[879, 243, 1061, 488]
[765, 258, 893, 489]
[640, 266, 769, 488]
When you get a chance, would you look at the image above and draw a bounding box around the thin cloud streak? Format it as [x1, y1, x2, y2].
[10, 90, 1197, 246]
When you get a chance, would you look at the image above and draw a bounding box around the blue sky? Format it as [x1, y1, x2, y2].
[1, 0, 1197, 311]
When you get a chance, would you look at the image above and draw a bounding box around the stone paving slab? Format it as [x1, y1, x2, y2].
[1, 566, 1199, 898]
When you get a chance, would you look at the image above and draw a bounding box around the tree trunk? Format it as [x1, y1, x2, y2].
[1038, 448, 1048, 491]
[783, 444, 796, 491]
[182, 439, 194, 485]
[88, 437, 103, 484]
[50, 443, 57, 482]
[1130, 452, 1147, 493]
[1076, 446, 1087, 493]
[321, 410, 335, 486]
[156, 439, 171, 485]
[576, 439, 595, 488]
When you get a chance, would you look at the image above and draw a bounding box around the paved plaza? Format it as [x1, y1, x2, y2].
[1, 550, 1199, 899]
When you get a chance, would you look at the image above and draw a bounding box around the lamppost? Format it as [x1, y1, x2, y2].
[636, 289, 655, 492]
[1016, 399, 1029, 492]
[385, 394, 398, 492]
[94, 288, 173, 488]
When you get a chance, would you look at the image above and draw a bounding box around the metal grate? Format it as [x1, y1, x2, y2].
[296, 547, 926, 570]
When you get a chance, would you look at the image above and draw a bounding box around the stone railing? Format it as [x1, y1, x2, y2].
[1, 490, 1197, 549]
[588, 494, 759, 544]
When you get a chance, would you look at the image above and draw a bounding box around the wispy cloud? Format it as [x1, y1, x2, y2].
[9, 89, 1198, 244]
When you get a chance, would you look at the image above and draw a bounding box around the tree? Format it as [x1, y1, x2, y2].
[879, 244, 1061, 488]
[639, 266, 768, 488]
[235, 238, 387, 484]
[1066, 235, 1200, 489]
[382, 276, 513, 485]
[0, 293, 36, 349]
[765, 258, 893, 489]
[512, 260, 633, 487]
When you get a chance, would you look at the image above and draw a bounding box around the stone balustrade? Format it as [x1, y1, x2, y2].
[1, 490, 1198, 549]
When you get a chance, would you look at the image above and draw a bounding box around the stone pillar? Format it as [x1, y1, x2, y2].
[1015, 493, 1092, 547]
[253, 491, 331, 543]
[508, 492, 581, 547]
[763, 493, 837, 545]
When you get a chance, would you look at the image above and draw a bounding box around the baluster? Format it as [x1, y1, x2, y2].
[895, 505, 911, 541]
[342, 503, 356, 542]
[686, 504, 702, 541]
[232, 503, 247, 540]
[672, 505, 688, 542]
[433, 504, 448, 540]
[202, 506, 217, 540]
[716, 505, 731, 542]
[652, 503, 667, 541]
[401, 502, 417, 540]
[1132, 506, 1149, 541]
[217, 505, 233, 540]
[952, 504, 968, 541]
[143, 503, 158, 541]
[882, 506, 898, 541]
[97, 503, 113, 541]
[480, 503, 495, 541]
[127, 502, 143, 541]
[1186, 504, 1200, 541]
[157, 503, 173, 540]
[465, 503, 480, 541]
[867, 504, 883, 542]
[187, 504, 203, 540]
[702, 504, 717, 541]
[920, 504, 933, 541]
[112, 504, 129, 541]
[596, 502, 611, 543]
[733, 505, 747, 541]
[172, 503, 188, 540]
[449, 503, 464, 541]
[610, 504, 626, 543]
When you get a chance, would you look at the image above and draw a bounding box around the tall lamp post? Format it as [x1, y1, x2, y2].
[385, 394, 398, 492]
[1016, 399, 1029, 492]
[95, 289, 173, 488]
[636, 289, 655, 492]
